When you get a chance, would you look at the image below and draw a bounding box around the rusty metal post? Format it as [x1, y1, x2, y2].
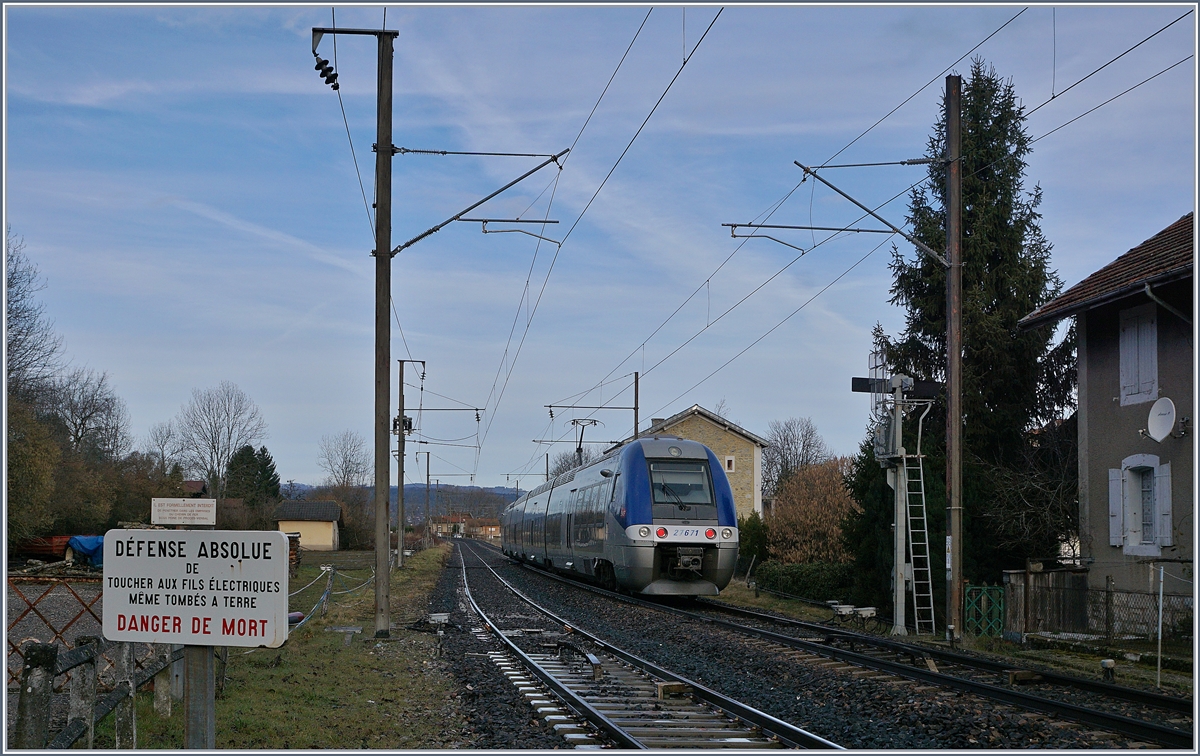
[114, 641, 136, 748]
[70, 636, 100, 747]
[945, 73, 964, 643]
[14, 641, 58, 748]
[1105, 575, 1115, 644]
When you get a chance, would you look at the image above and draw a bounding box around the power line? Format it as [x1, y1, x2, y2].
[648, 233, 897, 418]
[568, 8, 1028, 411]
[1026, 9, 1193, 117]
[820, 7, 1028, 168]
[1030, 54, 1193, 145]
[329, 8, 375, 240]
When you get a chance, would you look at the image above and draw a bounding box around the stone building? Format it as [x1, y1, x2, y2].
[635, 405, 768, 520]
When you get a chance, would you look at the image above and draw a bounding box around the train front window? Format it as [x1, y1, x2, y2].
[649, 461, 716, 520]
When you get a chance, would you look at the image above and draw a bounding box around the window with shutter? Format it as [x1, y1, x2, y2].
[1155, 462, 1172, 547]
[1108, 468, 1124, 546]
[1119, 454, 1163, 557]
[1119, 304, 1157, 405]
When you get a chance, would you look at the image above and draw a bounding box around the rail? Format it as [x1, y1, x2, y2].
[463, 543, 842, 749]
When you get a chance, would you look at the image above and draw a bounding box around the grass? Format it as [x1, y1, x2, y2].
[86, 545, 461, 749]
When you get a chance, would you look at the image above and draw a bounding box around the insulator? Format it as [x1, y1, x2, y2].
[330, 82, 339, 91]
[314, 57, 328, 71]
[324, 72, 338, 85]
[320, 64, 334, 77]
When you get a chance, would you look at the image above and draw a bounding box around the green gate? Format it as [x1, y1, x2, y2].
[964, 584, 1004, 636]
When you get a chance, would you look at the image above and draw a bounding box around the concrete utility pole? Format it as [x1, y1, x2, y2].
[945, 74, 963, 643]
[314, 25, 400, 640]
[633, 371, 640, 439]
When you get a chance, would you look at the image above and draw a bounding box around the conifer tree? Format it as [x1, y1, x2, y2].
[845, 58, 1075, 606]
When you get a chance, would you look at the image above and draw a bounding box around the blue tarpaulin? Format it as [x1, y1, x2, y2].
[68, 535, 104, 567]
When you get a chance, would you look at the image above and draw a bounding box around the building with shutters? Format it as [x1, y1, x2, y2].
[1020, 213, 1192, 592]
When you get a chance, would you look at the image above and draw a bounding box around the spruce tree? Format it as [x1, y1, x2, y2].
[845, 58, 1075, 605]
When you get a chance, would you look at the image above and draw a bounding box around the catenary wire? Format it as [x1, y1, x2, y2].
[473, 8, 664, 457]
[648, 233, 897, 418]
[1026, 9, 1192, 117]
[571, 7, 1028, 410]
[668, 47, 1195, 401]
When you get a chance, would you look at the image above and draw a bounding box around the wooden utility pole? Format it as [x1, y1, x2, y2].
[945, 74, 963, 642]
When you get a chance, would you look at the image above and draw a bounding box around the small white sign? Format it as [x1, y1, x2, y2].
[102, 529, 289, 648]
[152, 497, 217, 526]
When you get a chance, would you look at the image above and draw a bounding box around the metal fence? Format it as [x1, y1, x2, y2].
[964, 585, 1004, 637]
[1005, 577, 1193, 642]
[6, 575, 160, 699]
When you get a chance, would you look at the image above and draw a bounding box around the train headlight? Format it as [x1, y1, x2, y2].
[705, 528, 716, 539]
[638, 526, 651, 538]
[655, 527, 667, 538]
[721, 528, 733, 540]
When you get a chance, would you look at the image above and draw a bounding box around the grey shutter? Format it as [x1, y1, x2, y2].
[1156, 462, 1172, 547]
[1108, 468, 1124, 546]
[1138, 313, 1157, 397]
[1119, 314, 1138, 400]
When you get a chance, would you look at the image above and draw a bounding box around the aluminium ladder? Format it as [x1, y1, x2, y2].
[903, 455, 937, 635]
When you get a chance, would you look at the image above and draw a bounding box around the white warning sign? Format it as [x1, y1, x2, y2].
[102, 529, 289, 648]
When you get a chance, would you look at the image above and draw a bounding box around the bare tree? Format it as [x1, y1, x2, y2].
[6, 227, 62, 401]
[52, 367, 131, 458]
[762, 417, 831, 497]
[548, 447, 600, 478]
[175, 381, 267, 499]
[143, 420, 184, 476]
[317, 430, 371, 489]
[712, 398, 731, 420]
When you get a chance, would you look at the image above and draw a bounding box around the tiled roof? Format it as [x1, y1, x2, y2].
[1020, 213, 1193, 329]
[636, 404, 770, 447]
[273, 500, 342, 522]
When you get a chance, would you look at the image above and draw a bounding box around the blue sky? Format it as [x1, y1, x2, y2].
[4, 4, 1195, 488]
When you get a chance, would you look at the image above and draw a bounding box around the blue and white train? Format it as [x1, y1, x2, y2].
[501, 436, 739, 595]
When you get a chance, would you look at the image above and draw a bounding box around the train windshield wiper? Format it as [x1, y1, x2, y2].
[661, 483, 691, 511]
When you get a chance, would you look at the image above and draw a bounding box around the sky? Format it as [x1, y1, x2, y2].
[4, 4, 1196, 489]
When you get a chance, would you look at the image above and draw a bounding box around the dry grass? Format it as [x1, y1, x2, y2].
[87, 546, 464, 749]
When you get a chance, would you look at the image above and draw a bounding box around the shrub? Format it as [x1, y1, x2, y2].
[755, 560, 854, 603]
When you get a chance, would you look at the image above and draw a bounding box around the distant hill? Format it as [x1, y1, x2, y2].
[389, 483, 524, 524]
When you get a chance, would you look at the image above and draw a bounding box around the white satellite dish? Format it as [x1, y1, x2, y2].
[1147, 397, 1176, 443]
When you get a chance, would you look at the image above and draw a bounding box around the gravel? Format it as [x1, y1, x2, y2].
[460, 542, 1147, 749]
[424, 547, 568, 749]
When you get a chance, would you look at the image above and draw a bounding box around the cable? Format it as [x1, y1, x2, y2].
[390, 296, 414, 362]
[648, 234, 897, 418]
[820, 7, 1028, 168]
[1027, 9, 1193, 118]
[330, 8, 375, 241]
[473, 9, 663, 455]
[1030, 55, 1193, 144]
[568, 8, 1028, 411]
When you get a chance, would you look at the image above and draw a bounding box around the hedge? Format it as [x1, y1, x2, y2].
[754, 560, 854, 603]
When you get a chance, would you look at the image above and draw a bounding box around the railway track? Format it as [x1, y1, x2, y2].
[472, 541, 1192, 749]
[457, 543, 842, 749]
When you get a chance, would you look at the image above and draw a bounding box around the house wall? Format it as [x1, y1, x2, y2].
[658, 415, 760, 520]
[1080, 279, 1193, 592]
[278, 520, 338, 551]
